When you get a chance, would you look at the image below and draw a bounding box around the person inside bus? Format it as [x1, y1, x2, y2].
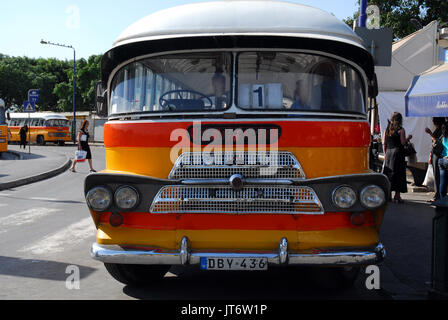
[309, 62, 346, 111]
[211, 69, 227, 109]
[19, 124, 28, 149]
[71, 120, 96, 173]
[290, 79, 309, 110]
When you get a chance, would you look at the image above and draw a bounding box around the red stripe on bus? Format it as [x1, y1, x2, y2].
[104, 121, 370, 148]
[99, 211, 376, 231]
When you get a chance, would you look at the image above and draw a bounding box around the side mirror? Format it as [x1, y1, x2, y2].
[6, 112, 10, 121]
[95, 81, 108, 118]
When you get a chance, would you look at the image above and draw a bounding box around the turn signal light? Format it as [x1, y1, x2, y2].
[109, 212, 124, 227]
[350, 212, 366, 227]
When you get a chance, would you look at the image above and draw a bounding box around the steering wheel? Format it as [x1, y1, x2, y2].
[159, 90, 213, 111]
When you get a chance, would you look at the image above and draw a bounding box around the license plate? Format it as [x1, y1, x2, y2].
[200, 257, 268, 271]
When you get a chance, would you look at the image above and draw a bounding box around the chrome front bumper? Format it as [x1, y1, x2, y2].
[91, 238, 386, 267]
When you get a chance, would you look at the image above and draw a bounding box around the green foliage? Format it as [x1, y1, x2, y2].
[0, 53, 101, 112]
[344, 0, 448, 39]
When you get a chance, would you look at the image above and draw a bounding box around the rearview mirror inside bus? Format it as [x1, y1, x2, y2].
[95, 81, 108, 118]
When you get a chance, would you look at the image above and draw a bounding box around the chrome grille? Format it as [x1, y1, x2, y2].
[150, 186, 323, 214]
[169, 151, 305, 180]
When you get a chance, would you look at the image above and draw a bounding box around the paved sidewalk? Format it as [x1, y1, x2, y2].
[379, 190, 436, 300]
[0, 144, 72, 191]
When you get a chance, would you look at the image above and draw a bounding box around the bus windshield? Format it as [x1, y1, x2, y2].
[109, 51, 365, 115]
[110, 52, 232, 114]
[237, 52, 365, 113]
[0, 107, 5, 125]
[46, 119, 69, 127]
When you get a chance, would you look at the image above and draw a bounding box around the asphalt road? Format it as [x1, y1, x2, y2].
[0, 145, 434, 301]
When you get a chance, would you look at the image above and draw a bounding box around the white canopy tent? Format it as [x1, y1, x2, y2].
[377, 92, 433, 163]
[375, 21, 439, 163]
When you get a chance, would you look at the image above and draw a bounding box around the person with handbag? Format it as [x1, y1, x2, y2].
[382, 112, 412, 203]
[425, 117, 446, 202]
[436, 123, 448, 199]
[70, 120, 96, 173]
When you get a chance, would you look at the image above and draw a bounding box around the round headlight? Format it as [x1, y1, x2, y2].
[332, 186, 357, 209]
[114, 186, 139, 210]
[86, 186, 112, 211]
[360, 185, 385, 209]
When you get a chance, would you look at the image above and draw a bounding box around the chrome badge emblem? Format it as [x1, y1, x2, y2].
[229, 174, 244, 190]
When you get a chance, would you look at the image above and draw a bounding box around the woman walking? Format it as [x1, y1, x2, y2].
[382, 112, 413, 203]
[425, 117, 446, 202]
[71, 120, 96, 173]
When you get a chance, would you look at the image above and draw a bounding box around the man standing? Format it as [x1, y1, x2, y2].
[19, 124, 28, 149]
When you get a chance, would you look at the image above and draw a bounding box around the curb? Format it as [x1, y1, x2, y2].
[0, 156, 72, 191]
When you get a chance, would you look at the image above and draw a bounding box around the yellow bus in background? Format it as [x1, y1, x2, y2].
[0, 98, 7, 153]
[8, 113, 71, 146]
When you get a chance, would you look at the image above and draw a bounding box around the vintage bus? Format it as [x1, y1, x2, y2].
[8, 113, 71, 146]
[86, 1, 389, 288]
[0, 98, 7, 153]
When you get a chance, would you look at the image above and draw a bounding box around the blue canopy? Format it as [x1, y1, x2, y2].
[405, 63, 448, 117]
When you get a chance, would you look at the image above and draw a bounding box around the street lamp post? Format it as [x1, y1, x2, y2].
[40, 39, 77, 144]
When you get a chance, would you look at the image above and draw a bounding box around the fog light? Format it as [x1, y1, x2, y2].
[114, 186, 139, 210]
[86, 186, 112, 211]
[350, 212, 366, 226]
[360, 185, 385, 209]
[332, 186, 357, 209]
[109, 212, 124, 227]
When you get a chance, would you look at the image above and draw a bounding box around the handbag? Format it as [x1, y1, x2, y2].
[403, 142, 417, 157]
[432, 137, 444, 157]
[75, 150, 87, 162]
[423, 164, 435, 190]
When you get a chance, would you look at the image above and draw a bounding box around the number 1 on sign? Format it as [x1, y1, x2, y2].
[252, 85, 265, 108]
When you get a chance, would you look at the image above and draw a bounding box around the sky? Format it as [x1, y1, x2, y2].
[0, 0, 359, 61]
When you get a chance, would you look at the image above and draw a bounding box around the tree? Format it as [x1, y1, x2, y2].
[344, 0, 448, 39]
[53, 55, 101, 112]
[0, 53, 101, 112]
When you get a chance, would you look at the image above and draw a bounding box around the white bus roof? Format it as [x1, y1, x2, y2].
[102, 0, 375, 83]
[114, 0, 364, 49]
[9, 113, 69, 120]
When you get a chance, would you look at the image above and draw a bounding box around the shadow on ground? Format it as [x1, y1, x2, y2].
[0, 256, 97, 281]
[122, 265, 391, 300]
